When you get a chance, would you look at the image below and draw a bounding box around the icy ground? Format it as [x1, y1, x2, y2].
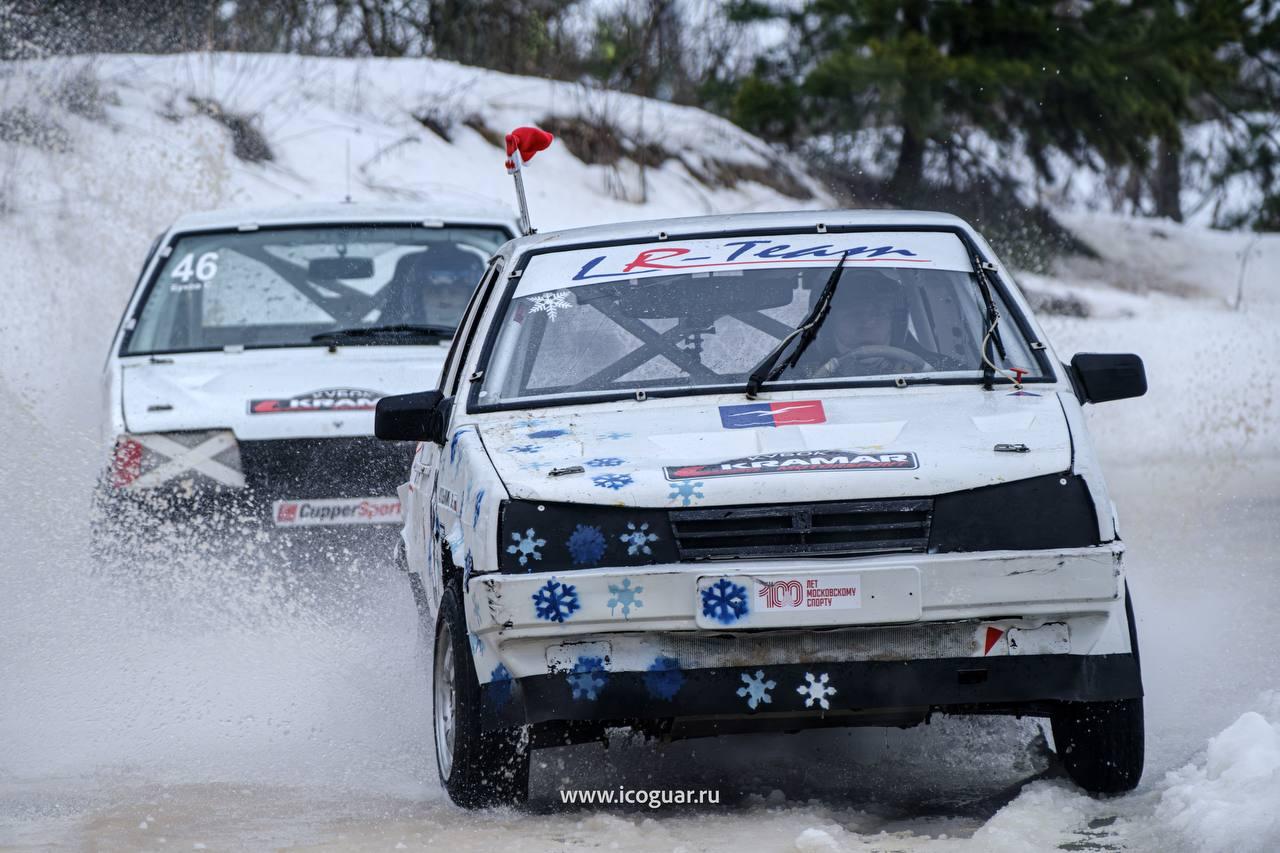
[2, 54, 1279, 852]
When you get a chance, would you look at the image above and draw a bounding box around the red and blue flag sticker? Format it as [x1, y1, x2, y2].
[718, 400, 826, 429]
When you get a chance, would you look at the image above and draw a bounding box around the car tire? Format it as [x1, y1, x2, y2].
[433, 580, 529, 808]
[1051, 586, 1144, 794]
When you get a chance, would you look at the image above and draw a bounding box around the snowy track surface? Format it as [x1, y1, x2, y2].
[2, 55, 1279, 852]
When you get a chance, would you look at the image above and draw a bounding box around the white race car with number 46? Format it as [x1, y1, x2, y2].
[375, 210, 1148, 807]
[95, 201, 515, 561]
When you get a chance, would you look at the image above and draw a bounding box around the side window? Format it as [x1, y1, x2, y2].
[440, 259, 503, 396]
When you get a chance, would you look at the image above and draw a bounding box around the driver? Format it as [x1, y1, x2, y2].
[803, 269, 958, 377]
[379, 244, 484, 326]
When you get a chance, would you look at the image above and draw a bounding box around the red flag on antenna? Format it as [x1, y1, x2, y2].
[505, 126, 554, 171]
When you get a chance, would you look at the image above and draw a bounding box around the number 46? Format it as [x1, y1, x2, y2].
[170, 251, 219, 282]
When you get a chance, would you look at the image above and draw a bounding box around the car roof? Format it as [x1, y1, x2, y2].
[167, 200, 519, 234]
[506, 209, 974, 256]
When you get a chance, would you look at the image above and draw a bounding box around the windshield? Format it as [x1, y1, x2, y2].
[124, 224, 510, 355]
[476, 232, 1044, 408]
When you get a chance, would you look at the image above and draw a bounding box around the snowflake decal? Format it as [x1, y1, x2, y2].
[472, 489, 485, 527]
[596, 431, 631, 441]
[507, 444, 542, 454]
[668, 480, 705, 506]
[468, 632, 484, 655]
[644, 656, 684, 701]
[529, 289, 575, 321]
[607, 577, 644, 617]
[566, 524, 606, 567]
[592, 473, 633, 490]
[506, 528, 546, 566]
[489, 663, 513, 709]
[463, 550, 474, 581]
[737, 670, 776, 710]
[701, 578, 749, 624]
[566, 655, 607, 700]
[522, 460, 554, 472]
[532, 578, 580, 623]
[796, 672, 837, 710]
[528, 428, 568, 439]
[619, 522, 658, 556]
[585, 457, 625, 468]
[511, 418, 547, 429]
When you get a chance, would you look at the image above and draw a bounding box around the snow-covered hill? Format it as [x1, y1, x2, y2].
[0, 52, 829, 417]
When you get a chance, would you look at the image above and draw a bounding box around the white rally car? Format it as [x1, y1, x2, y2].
[96, 201, 516, 557]
[374, 210, 1148, 807]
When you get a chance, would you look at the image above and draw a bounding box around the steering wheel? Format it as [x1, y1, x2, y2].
[817, 345, 934, 378]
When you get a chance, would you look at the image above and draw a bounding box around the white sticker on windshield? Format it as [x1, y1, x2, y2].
[516, 231, 974, 297]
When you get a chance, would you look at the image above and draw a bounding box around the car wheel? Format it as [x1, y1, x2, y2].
[1051, 588, 1144, 794]
[1051, 697, 1144, 794]
[433, 580, 529, 808]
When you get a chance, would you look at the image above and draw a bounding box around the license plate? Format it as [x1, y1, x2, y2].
[696, 567, 921, 628]
[272, 496, 402, 527]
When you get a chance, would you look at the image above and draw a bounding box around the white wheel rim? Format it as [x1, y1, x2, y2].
[434, 624, 457, 781]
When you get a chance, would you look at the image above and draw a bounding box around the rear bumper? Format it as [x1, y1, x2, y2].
[481, 651, 1141, 731]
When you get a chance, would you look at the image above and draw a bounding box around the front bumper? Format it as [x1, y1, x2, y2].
[466, 545, 1137, 731]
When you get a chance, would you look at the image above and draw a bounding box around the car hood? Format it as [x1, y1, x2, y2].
[120, 346, 448, 439]
[477, 387, 1072, 506]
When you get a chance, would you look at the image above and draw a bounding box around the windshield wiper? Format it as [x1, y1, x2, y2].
[745, 252, 849, 398]
[310, 323, 455, 344]
[971, 257, 1008, 390]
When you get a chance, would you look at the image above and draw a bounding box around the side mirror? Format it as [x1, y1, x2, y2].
[375, 391, 450, 443]
[1070, 353, 1147, 404]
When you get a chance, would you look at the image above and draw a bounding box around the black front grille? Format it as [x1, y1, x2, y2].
[239, 437, 414, 499]
[669, 498, 933, 561]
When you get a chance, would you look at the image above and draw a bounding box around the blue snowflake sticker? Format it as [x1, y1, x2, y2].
[668, 480, 705, 506]
[566, 524, 607, 567]
[532, 578, 580, 623]
[472, 489, 485, 527]
[489, 663, 513, 709]
[468, 631, 484, 655]
[449, 428, 466, 465]
[737, 670, 776, 710]
[701, 578, 749, 624]
[592, 473, 633, 490]
[507, 444, 542, 454]
[506, 528, 546, 566]
[619, 522, 658, 556]
[528, 429, 569, 439]
[607, 577, 644, 617]
[585, 457, 624, 468]
[644, 656, 684, 701]
[596, 431, 632, 441]
[566, 656, 607, 700]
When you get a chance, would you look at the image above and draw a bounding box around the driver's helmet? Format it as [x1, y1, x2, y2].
[827, 268, 910, 346]
[383, 245, 484, 325]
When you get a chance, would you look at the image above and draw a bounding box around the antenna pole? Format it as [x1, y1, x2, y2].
[344, 138, 352, 203]
[510, 149, 532, 236]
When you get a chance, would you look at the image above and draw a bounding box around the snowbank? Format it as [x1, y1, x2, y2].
[1156, 694, 1280, 852]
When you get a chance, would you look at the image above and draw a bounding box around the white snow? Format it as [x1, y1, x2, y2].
[1155, 694, 1280, 853]
[2, 50, 1279, 853]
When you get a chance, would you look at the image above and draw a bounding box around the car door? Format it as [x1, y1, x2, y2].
[404, 258, 504, 613]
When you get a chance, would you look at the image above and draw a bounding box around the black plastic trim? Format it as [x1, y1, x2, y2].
[480, 653, 1143, 731]
[929, 471, 1102, 552]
